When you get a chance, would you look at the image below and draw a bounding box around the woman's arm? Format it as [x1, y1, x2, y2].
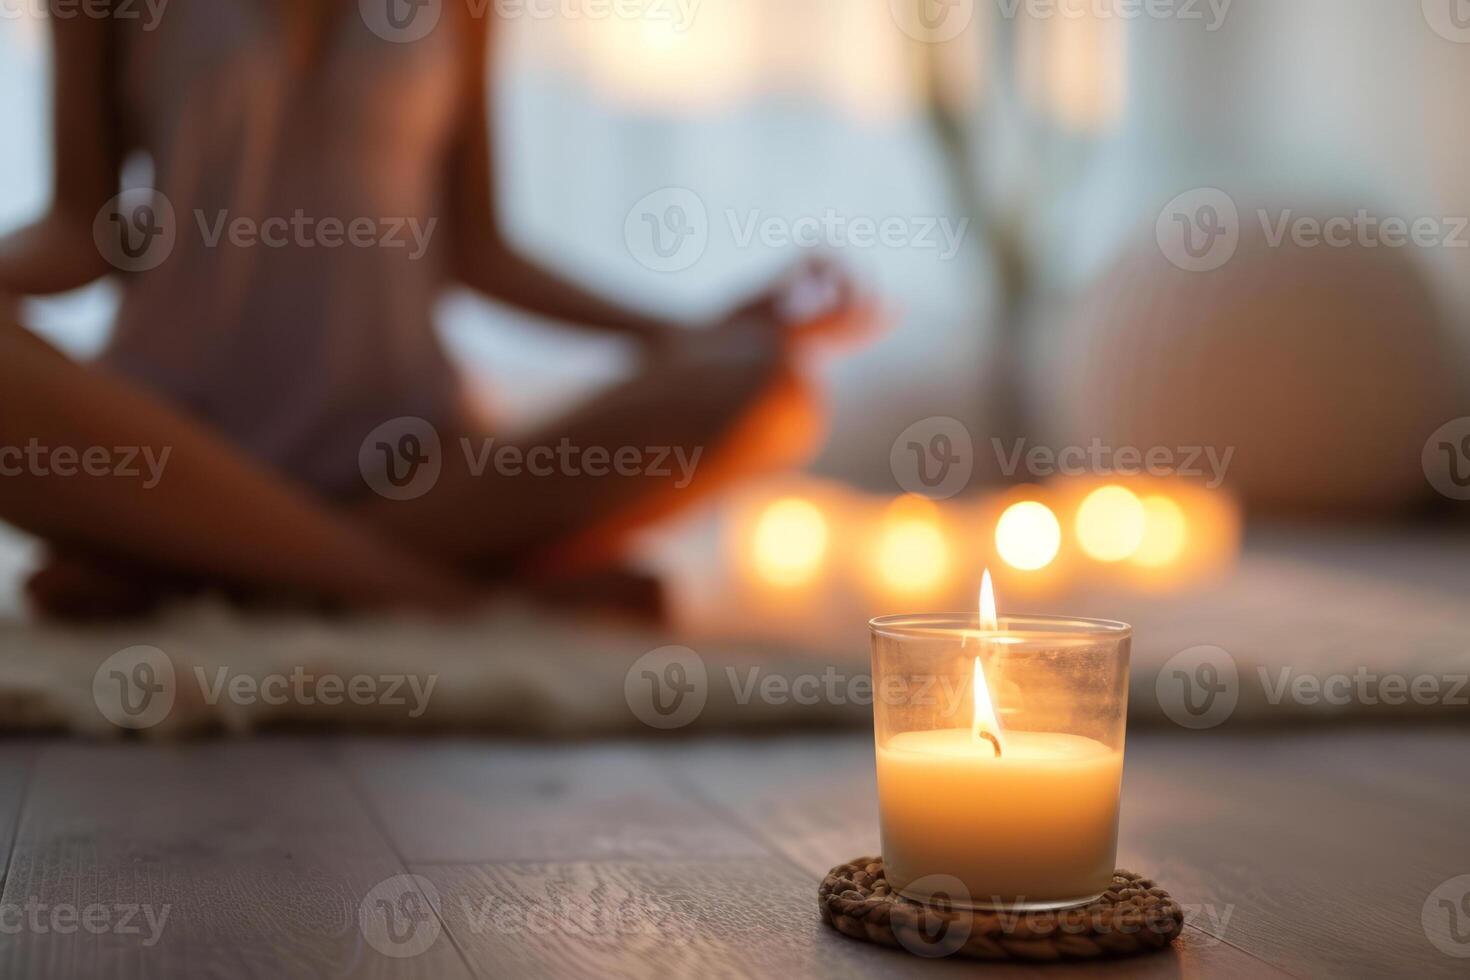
[443, 13, 684, 347]
[0, 9, 123, 296]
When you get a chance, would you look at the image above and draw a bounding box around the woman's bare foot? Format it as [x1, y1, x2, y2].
[26, 549, 481, 622]
[523, 567, 668, 623]
[25, 552, 186, 622]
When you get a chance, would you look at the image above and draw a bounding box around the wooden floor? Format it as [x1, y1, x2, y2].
[0, 729, 1463, 979]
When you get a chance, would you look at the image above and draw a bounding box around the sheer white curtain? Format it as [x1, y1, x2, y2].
[1008, 0, 1470, 321]
[0, 11, 121, 357]
[5, 2, 1464, 472]
[477, 0, 995, 481]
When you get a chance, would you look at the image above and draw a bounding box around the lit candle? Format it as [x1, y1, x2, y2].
[870, 573, 1131, 910]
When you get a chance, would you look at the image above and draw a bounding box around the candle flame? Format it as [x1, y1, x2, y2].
[972, 570, 1004, 757]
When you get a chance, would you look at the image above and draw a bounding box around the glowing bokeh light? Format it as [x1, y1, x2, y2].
[751, 497, 829, 588]
[1133, 495, 1189, 568]
[876, 500, 951, 595]
[1075, 485, 1147, 563]
[995, 501, 1062, 571]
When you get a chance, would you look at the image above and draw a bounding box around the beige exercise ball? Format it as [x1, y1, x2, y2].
[1040, 211, 1464, 516]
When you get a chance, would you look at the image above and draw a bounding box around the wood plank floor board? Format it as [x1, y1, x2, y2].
[340, 739, 768, 865]
[659, 736, 1291, 980]
[0, 743, 37, 886]
[0, 740, 473, 980]
[1119, 730, 1469, 979]
[666, 733, 1463, 978]
[0, 731, 1459, 978]
[405, 856, 1290, 980]
[411, 858, 1285, 980]
[658, 736, 882, 879]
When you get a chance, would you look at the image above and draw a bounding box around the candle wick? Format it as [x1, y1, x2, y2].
[977, 730, 1002, 758]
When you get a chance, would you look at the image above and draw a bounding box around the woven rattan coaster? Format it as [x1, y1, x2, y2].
[820, 857, 1183, 961]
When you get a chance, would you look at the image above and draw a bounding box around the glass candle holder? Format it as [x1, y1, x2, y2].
[870, 613, 1132, 911]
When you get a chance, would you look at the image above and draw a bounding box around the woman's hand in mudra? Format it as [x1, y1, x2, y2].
[718, 256, 884, 351]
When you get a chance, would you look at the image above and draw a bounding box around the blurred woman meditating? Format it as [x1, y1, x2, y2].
[0, 1, 872, 619]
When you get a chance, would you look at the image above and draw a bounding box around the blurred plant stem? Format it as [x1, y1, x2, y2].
[917, 15, 1030, 468]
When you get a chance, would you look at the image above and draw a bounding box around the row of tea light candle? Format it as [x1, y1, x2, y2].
[739, 479, 1239, 602]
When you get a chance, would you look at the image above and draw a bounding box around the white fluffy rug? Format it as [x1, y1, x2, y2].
[1, 525, 1467, 738]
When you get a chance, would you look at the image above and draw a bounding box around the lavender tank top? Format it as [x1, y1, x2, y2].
[104, 2, 465, 497]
